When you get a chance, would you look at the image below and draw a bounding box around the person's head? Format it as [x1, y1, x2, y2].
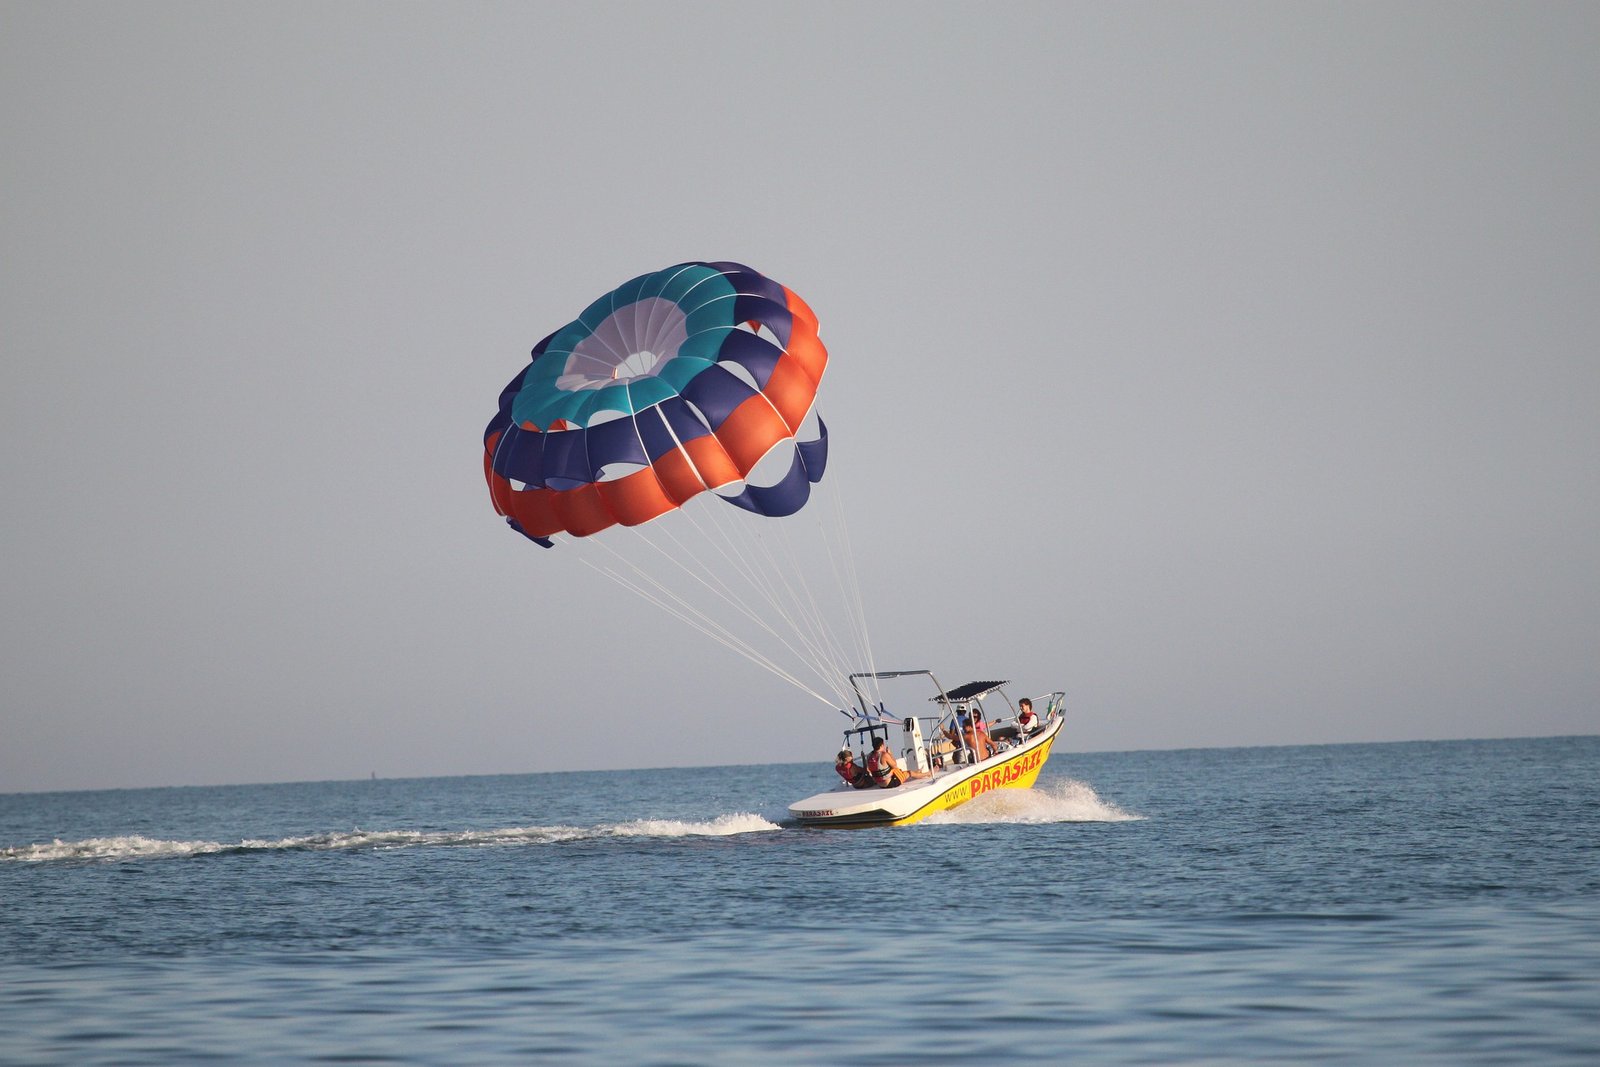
[1019, 697, 1033, 713]
[873, 736, 887, 750]
[837, 748, 852, 763]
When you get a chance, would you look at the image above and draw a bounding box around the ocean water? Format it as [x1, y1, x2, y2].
[3, 736, 1597, 1064]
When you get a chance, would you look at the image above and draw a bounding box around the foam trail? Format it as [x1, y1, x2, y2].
[2, 813, 782, 864]
[925, 779, 1142, 825]
[2, 835, 233, 863]
[607, 812, 780, 837]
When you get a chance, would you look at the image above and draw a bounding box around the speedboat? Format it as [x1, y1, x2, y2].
[788, 670, 1066, 828]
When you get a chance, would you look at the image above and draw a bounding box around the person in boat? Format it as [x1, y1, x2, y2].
[990, 699, 1028, 744]
[1016, 697, 1041, 736]
[945, 705, 996, 761]
[972, 707, 998, 752]
[866, 736, 929, 788]
[834, 747, 872, 789]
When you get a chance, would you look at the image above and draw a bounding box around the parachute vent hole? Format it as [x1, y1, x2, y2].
[613, 349, 660, 380]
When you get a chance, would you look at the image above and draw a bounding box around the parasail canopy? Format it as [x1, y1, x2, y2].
[483, 261, 829, 546]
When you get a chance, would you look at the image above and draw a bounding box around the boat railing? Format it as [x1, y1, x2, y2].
[951, 692, 1065, 756]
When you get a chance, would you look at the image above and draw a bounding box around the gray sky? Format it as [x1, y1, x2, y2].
[3, 2, 1596, 793]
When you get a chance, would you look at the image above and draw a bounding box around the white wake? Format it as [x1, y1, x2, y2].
[1, 813, 782, 864]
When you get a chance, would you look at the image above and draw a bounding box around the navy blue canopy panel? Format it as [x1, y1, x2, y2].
[720, 418, 828, 518]
[936, 680, 1011, 703]
[491, 397, 715, 490]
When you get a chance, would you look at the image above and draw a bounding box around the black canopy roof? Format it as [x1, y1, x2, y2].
[935, 679, 1010, 703]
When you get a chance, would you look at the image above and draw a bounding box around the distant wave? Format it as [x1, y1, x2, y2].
[1, 813, 782, 864]
[925, 779, 1142, 824]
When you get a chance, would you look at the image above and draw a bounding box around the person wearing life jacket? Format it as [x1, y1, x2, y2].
[865, 736, 928, 788]
[1016, 697, 1040, 737]
[835, 747, 871, 789]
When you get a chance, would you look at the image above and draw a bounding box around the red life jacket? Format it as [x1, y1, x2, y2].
[836, 759, 858, 785]
[866, 748, 896, 786]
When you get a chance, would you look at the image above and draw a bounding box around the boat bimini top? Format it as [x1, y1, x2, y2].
[933, 679, 1011, 706]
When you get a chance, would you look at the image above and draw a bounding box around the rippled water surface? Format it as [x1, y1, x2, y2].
[4, 737, 1598, 1063]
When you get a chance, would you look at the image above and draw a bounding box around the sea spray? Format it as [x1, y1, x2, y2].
[924, 778, 1142, 825]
